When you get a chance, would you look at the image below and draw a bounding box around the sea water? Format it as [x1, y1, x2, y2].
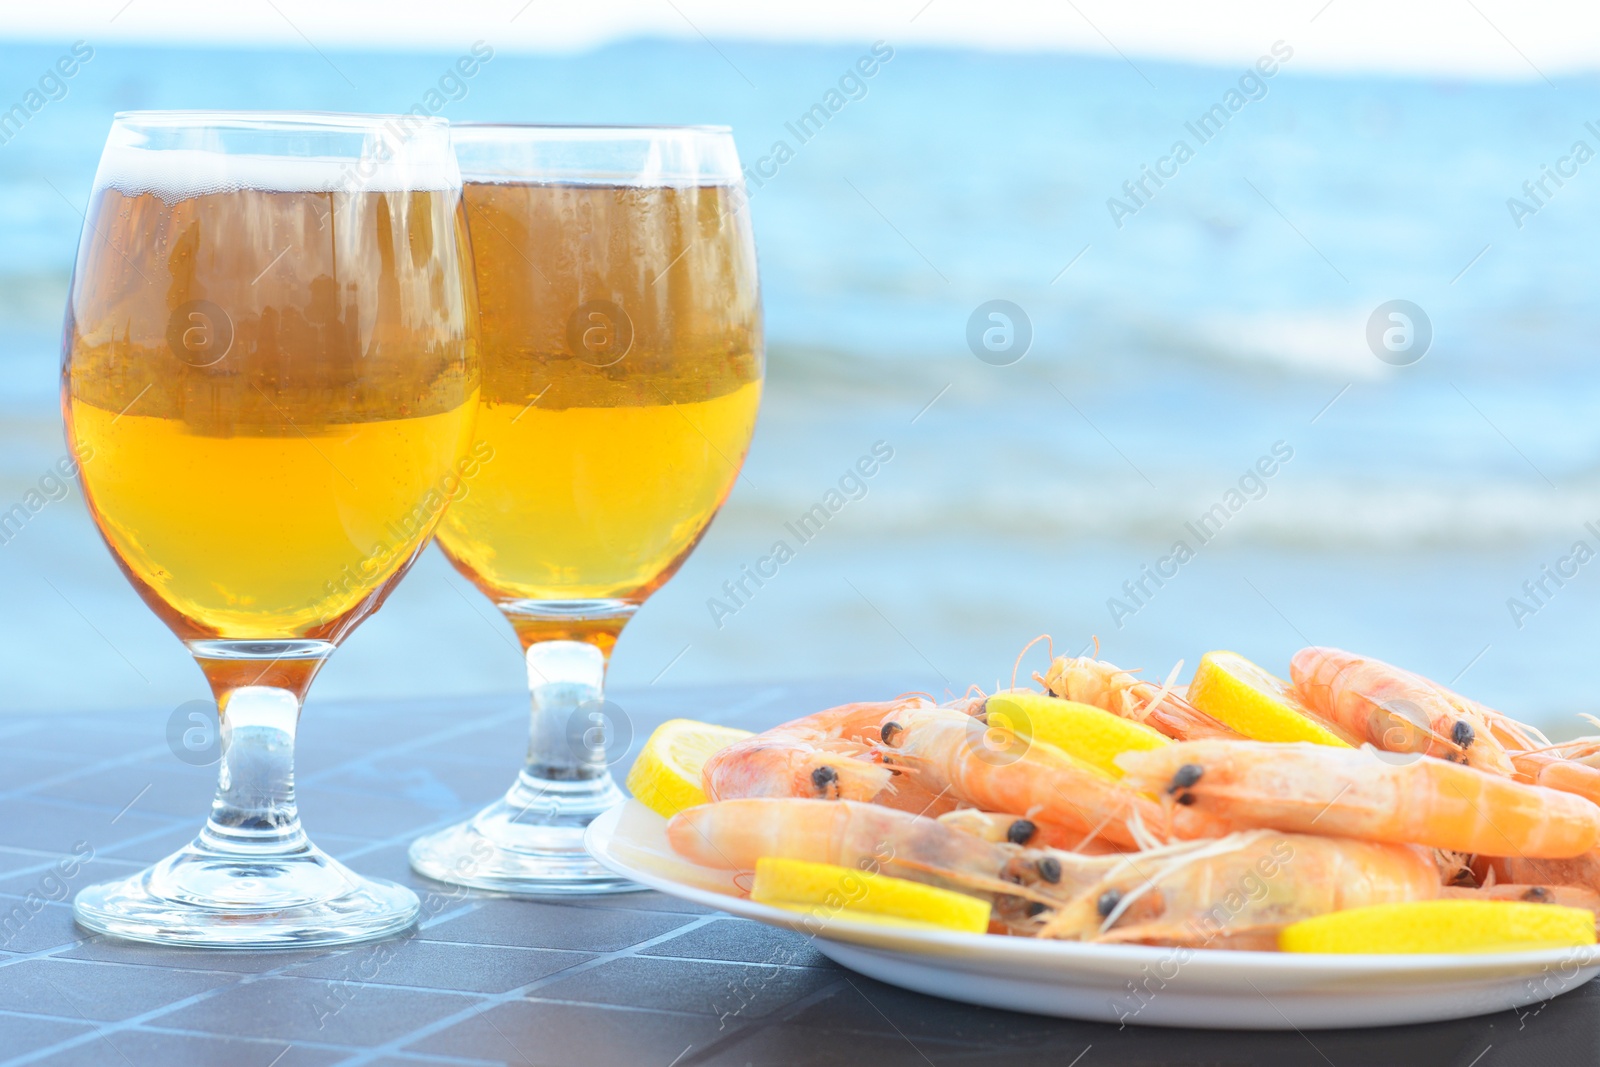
[2, 38, 1599, 730]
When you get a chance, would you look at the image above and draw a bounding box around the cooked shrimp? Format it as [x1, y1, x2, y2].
[1428, 683, 1549, 752]
[667, 798, 1126, 926]
[1038, 654, 1242, 741]
[1509, 746, 1600, 807]
[1036, 831, 1440, 946]
[701, 696, 968, 815]
[1495, 850, 1600, 895]
[1444, 883, 1600, 915]
[877, 705, 1226, 850]
[1289, 647, 1515, 776]
[936, 809, 1127, 853]
[1117, 740, 1600, 858]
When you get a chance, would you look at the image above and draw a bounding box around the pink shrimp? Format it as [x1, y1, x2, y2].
[1443, 883, 1600, 916]
[1036, 831, 1440, 947]
[701, 696, 971, 815]
[667, 798, 1130, 928]
[1428, 683, 1548, 752]
[876, 704, 1227, 850]
[1289, 647, 1515, 776]
[935, 809, 1128, 853]
[1492, 850, 1600, 893]
[1038, 654, 1243, 741]
[1118, 740, 1600, 858]
[1508, 745, 1600, 807]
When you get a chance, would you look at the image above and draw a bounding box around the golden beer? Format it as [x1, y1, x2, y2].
[437, 180, 761, 620]
[68, 112, 476, 947]
[65, 184, 479, 644]
[408, 126, 763, 895]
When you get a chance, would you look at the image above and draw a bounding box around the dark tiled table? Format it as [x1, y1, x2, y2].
[0, 682, 1596, 1067]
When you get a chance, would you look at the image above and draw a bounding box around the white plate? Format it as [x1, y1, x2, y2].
[585, 800, 1600, 1030]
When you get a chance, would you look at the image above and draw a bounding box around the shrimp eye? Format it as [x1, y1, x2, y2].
[880, 722, 903, 745]
[811, 765, 839, 794]
[1452, 720, 1476, 749]
[1097, 888, 1123, 918]
[1026, 901, 1047, 917]
[1006, 818, 1037, 845]
[1174, 792, 1197, 806]
[1521, 886, 1553, 903]
[975, 697, 990, 720]
[1168, 763, 1204, 793]
[1036, 856, 1062, 883]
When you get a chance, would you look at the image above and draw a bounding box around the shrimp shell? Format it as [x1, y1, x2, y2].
[936, 809, 1127, 853]
[1036, 831, 1440, 945]
[1289, 647, 1515, 776]
[1443, 883, 1600, 917]
[1510, 748, 1600, 808]
[1038, 655, 1242, 741]
[878, 705, 1227, 849]
[666, 797, 1126, 920]
[1494, 850, 1600, 897]
[1117, 740, 1600, 859]
[701, 696, 964, 815]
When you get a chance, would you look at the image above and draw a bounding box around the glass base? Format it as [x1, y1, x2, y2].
[74, 833, 420, 948]
[409, 770, 644, 896]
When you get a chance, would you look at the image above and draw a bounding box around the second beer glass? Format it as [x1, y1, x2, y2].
[410, 125, 763, 893]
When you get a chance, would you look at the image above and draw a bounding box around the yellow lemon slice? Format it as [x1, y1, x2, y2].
[1279, 900, 1597, 954]
[751, 856, 991, 934]
[625, 718, 753, 818]
[986, 690, 1168, 777]
[1188, 650, 1353, 747]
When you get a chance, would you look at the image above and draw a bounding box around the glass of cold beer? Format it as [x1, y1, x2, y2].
[64, 112, 480, 945]
[408, 125, 762, 893]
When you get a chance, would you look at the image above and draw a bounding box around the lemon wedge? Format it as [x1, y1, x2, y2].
[625, 718, 752, 818]
[1188, 650, 1353, 747]
[986, 690, 1168, 777]
[751, 856, 991, 934]
[1279, 900, 1596, 954]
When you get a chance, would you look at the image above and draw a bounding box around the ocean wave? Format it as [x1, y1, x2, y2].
[717, 477, 1600, 552]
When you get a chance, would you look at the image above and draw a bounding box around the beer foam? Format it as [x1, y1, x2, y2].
[98, 145, 459, 203]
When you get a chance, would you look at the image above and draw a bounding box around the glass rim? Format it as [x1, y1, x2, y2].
[112, 109, 450, 131]
[452, 123, 741, 185]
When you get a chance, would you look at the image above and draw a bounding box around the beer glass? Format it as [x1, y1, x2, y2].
[409, 125, 762, 893]
[64, 112, 480, 945]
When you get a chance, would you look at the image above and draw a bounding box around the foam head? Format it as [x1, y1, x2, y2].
[97, 111, 460, 203]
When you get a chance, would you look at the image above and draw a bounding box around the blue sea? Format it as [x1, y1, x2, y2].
[4, 36, 1600, 732]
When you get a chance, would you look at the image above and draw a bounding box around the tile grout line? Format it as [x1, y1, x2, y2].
[330, 914, 724, 1066]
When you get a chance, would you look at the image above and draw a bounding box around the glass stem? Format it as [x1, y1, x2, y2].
[198, 685, 307, 855]
[498, 639, 625, 829]
[526, 640, 607, 779]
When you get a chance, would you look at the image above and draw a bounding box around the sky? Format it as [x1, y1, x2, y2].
[3, 0, 1599, 79]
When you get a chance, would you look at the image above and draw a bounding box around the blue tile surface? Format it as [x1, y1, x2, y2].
[0, 682, 1590, 1066]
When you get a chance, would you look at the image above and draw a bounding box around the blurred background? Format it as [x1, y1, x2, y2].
[5, 1, 1600, 733]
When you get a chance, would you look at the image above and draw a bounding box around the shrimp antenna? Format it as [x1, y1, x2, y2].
[1010, 634, 1053, 691]
[1098, 831, 1269, 935]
